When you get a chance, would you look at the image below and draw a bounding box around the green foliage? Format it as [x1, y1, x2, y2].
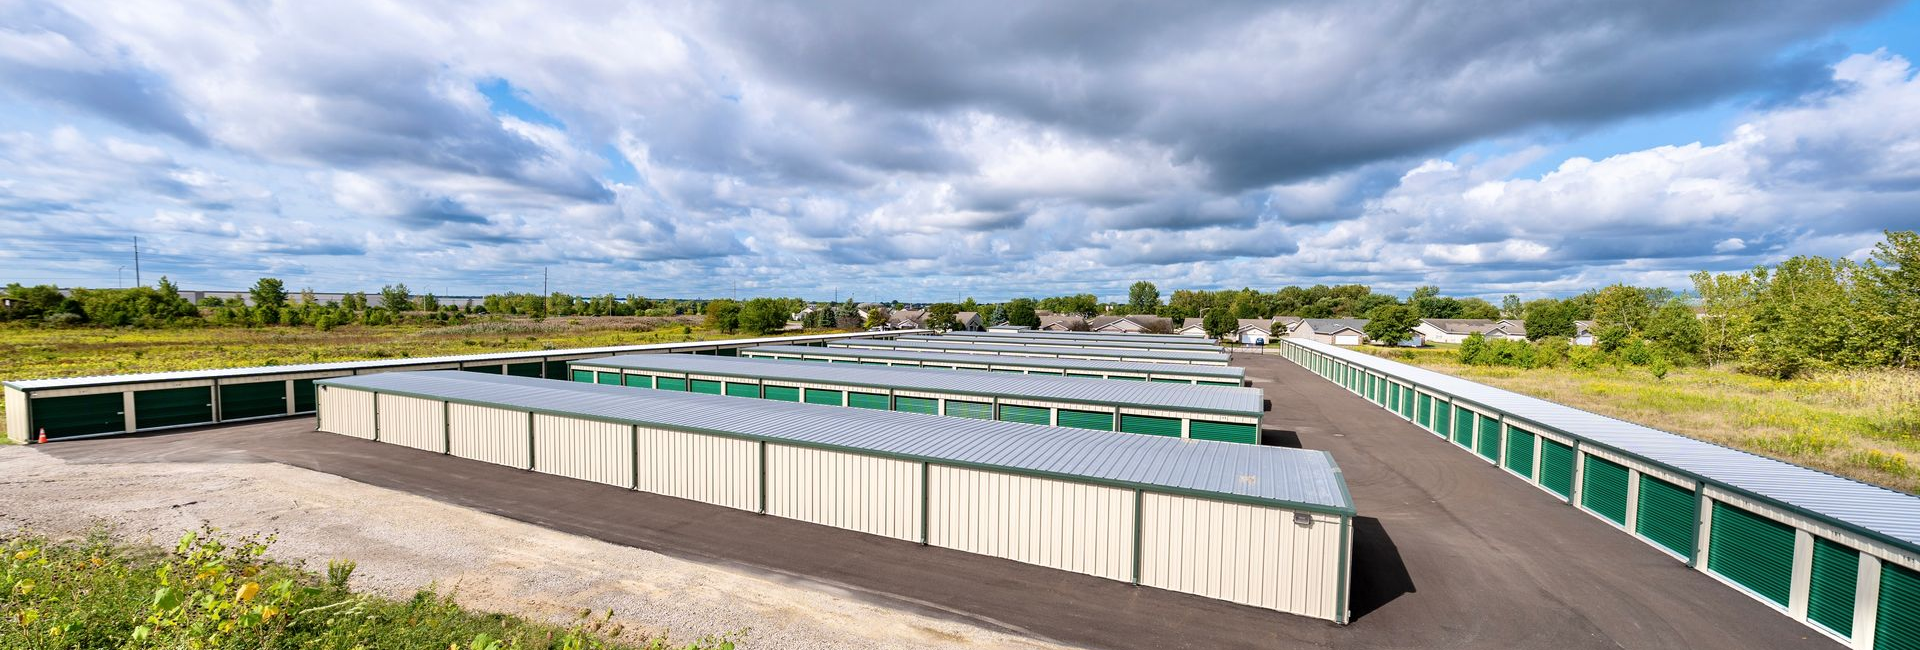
[925, 302, 959, 331]
[1126, 281, 1159, 315]
[735, 298, 790, 334]
[703, 299, 741, 334]
[1202, 308, 1236, 339]
[378, 284, 414, 313]
[1522, 299, 1577, 340]
[1036, 293, 1098, 317]
[248, 278, 288, 310]
[1457, 332, 1487, 363]
[1644, 299, 1704, 363]
[1002, 298, 1040, 327]
[1362, 304, 1419, 346]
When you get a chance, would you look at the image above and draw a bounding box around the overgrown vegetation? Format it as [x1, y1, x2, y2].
[0, 528, 736, 649]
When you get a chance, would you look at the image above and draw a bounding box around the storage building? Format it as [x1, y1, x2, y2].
[741, 345, 1246, 386]
[950, 329, 1205, 344]
[925, 331, 1223, 352]
[829, 339, 1232, 366]
[568, 354, 1265, 443]
[313, 371, 1355, 623]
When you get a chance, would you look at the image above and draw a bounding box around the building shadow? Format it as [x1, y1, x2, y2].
[1260, 428, 1302, 448]
[1347, 516, 1415, 621]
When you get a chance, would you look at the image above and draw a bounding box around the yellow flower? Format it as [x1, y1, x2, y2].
[260, 605, 279, 620]
[237, 582, 261, 602]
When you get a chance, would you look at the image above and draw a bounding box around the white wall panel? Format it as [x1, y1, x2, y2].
[315, 386, 375, 440]
[634, 427, 758, 511]
[5, 386, 27, 443]
[1140, 493, 1344, 621]
[765, 445, 921, 541]
[448, 403, 531, 469]
[533, 414, 633, 488]
[927, 465, 1134, 581]
[375, 394, 446, 453]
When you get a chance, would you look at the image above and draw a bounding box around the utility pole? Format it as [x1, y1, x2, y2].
[132, 236, 141, 286]
[542, 267, 550, 316]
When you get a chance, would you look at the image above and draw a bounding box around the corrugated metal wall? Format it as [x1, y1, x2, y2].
[634, 426, 758, 511]
[927, 465, 1134, 582]
[764, 444, 922, 541]
[532, 414, 634, 488]
[4, 386, 25, 443]
[315, 386, 375, 439]
[447, 403, 531, 469]
[1140, 493, 1345, 621]
[375, 394, 446, 453]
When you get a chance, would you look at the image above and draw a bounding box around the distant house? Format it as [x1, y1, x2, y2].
[1177, 317, 1207, 337]
[1292, 318, 1370, 346]
[1413, 319, 1527, 344]
[1573, 320, 1597, 346]
[1233, 319, 1273, 345]
[1038, 314, 1087, 331]
[1089, 314, 1174, 334]
[951, 311, 983, 331]
[1274, 316, 1303, 336]
[887, 309, 927, 329]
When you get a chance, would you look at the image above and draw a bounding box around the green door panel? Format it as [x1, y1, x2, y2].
[945, 400, 992, 419]
[623, 374, 654, 389]
[1476, 416, 1501, 460]
[1581, 455, 1630, 525]
[1056, 409, 1114, 431]
[461, 365, 501, 374]
[895, 396, 938, 414]
[134, 387, 213, 429]
[1398, 386, 1414, 418]
[1707, 502, 1795, 607]
[1029, 370, 1063, 376]
[1540, 438, 1575, 498]
[1150, 378, 1186, 384]
[763, 386, 800, 402]
[507, 362, 543, 377]
[1636, 475, 1696, 558]
[990, 368, 1024, 373]
[689, 379, 723, 395]
[1120, 414, 1182, 437]
[1879, 561, 1920, 650]
[1201, 381, 1238, 387]
[1110, 375, 1145, 381]
[220, 382, 286, 420]
[657, 377, 688, 391]
[597, 372, 622, 385]
[716, 348, 737, 356]
[725, 382, 761, 398]
[1189, 421, 1258, 444]
[1807, 536, 1858, 636]
[847, 392, 890, 410]
[1434, 400, 1453, 438]
[1452, 406, 1474, 447]
[571, 369, 594, 383]
[1067, 372, 1104, 379]
[804, 388, 843, 406]
[29, 393, 125, 438]
[998, 404, 1051, 425]
[1417, 394, 1432, 429]
[544, 360, 569, 379]
[292, 378, 318, 412]
[1504, 426, 1536, 478]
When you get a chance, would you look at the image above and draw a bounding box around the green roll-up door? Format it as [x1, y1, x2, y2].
[717, 348, 737, 356]
[895, 396, 938, 414]
[134, 387, 213, 429]
[220, 382, 286, 420]
[804, 388, 842, 406]
[1504, 426, 1535, 478]
[1110, 375, 1145, 381]
[1119, 414, 1181, 437]
[1398, 386, 1414, 418]
[725, 382, 761, 398]
[847, 392, 889, 410]
[571, 369, 594, 382]
[1417, 394, 1432, 429]
[689, 379, 723, 395]
[293, 379, 318, 412]
[1067, 372, 1104, 379]
[998, 404, 1050, 425]
[544, 360, 569, 379]
[863, 361, 890, 366]
[1581, 455, 1630, 525]
[597, 372, 622, 385]
[1452, 406, 1474, 447]
[831, 359, 858, 364]
[1475, 416, 1501, 460]
[1806, 537, 1857, 636]
[991, 368, 1024, 373]
[1707, 502, 1795, 607]
[1539, 438, 1575, 498]
[1635, 475, 1696, 558]
[623, 374, 653, 389]
[1190, 421, 1258, 444]
[1150, 378, 1187, 384]
[1434, 401, 1453, 438]
[946, 400, 992, 419]
[763, 385, 800, 402]
[29, 393, 125, 438]
[658, 377, 688, 391]
[1030, 370, 1063, 376]
[507, 362, 543, 377]
[923, 364, 952, 369]
[1201, 381, 1238, 387]
[461, 365, 501, 374]
[1879, 562, 1920, 650]
[1057, 409, 1114, 431]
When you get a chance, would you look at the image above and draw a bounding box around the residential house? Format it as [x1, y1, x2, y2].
[1089, 314, 1175, 334]
[1291, 318, 1370, 345]
[1038, 314, 1088, 331]
[1177, 317, 1207, 337]
[1274, 316, 1303, 336]
[1413, 319, 1528, 344]
[1234, 319, 1274, 345]
[887, 309, 927, 329]
[1573, 320, 1596, 346]
[951, 311, 984, 331]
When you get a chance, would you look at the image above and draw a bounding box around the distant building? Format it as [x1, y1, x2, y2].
[1177, 317, 1207, 337]
[1573, 320, 1596, 346]
[951, 311, 983, 331]
[1234, 319, 1273, 345]
[1413, 319, 1527, 344]
[1292, 318, 1370, 346]
[1038, 314, 1087, 331]
[1089, 314, 1174, 334]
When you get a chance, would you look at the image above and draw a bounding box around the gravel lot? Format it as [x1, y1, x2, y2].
[0, 446, 1069, 650]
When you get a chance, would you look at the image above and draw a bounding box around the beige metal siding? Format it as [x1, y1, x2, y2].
[447, 403, 531, 469]
[927, 465, 1134, 581]
[5, 386, 26, 443]
[375, 394, 446, 453]
[764, 445, 921, 541]
[315, 386, 376, 440]
[1140, 493, 1344, 620]
[532, 414, 633, 488]
[634, 427, 759, 511]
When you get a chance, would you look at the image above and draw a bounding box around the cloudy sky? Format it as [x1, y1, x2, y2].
[3, 1, 1918, 302]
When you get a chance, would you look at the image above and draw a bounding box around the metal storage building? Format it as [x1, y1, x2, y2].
[567, 354, 1265, 444]
[1277, 338, 1920, 649]
[313, 371, 1355, 623]
[957, 329, 1205, 344]
[742, 344, 1246, 386]
[830, 339, 1232, 366]
[2, 330, 919, 443]
[909, 332, 1223, 352]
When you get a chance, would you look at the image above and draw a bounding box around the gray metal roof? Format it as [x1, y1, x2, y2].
[746, 345, 1246, 379]
[1288, 338, 1920, 551]
[318, 371, 1351, 514]
[572, 354, 1262, 416]
[994, 328, 1203, 343]
[2, 331, 929, 391]
[831, 339, 1231, 363]
[909, 332, 1223, 352]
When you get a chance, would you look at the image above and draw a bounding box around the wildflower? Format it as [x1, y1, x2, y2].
[237, 581, 261, 602]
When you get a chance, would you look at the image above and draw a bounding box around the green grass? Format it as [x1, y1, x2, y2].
[0, 527, 735, 649]
[0, 317, 852, 436]
[1356, 347, 1920, 494]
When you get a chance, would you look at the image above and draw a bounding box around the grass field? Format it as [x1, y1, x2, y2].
[1357, 346, 1920, 495]
[0, 317, 848, 436]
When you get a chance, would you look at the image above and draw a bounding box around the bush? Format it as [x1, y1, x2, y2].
[1534, 336, 1571, 368]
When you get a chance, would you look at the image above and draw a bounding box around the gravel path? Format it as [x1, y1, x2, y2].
[0, 446, 1071, 650]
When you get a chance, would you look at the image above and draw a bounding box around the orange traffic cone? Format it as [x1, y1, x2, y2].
[37, 428, 47, 444]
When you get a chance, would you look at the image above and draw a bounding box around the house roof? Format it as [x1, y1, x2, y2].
[1419, 319, 1508, 335]
[1299, 318, 1368, 334]
[954, 311, 980, 322]
[1236, 319, 1272, 333]
[1039, 314, 1086, 329]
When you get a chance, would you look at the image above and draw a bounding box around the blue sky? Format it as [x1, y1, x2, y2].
[2, 1, 1918, 302]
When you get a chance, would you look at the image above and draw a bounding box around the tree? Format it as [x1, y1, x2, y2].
[864, 307, 889, 329]
[1364, 305, 1420, 346]
[989, 304, 1008, 326]
[1643, 299, 1705, 364]
[705, 299, 741, 333]
[248, 278, 287, 310]
[1127, 281, 1160, 314]
[1863, 229, 1920, 368]
[737, 298, 789, 334]
[1202, 308, 1236, 340]
[926, 303, 960, 331]
[1690, 270, 1754, 367]
[1523, 300, 1577, 340]
[1501, 295, 1523, 319]
[1590, 284, 1652, 334]
[1458, 332, 1488, 364]
[421, 293, 441, 312]
[1004, 298, 1040, 327]
[1038, 294, 1099, 317]
[379, 284, 414, 312]
[1456, 297, 1501, 320]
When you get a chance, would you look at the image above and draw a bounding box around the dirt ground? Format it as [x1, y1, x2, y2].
[0, 447, 1068, 650]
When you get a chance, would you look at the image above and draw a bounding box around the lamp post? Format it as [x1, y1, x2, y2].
[118, 266, 125, 288]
